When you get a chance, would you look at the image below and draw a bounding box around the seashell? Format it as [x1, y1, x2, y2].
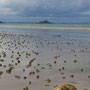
[52, 84, 77, 90]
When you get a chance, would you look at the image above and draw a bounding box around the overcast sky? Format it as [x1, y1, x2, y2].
[0, 0, 90, 23]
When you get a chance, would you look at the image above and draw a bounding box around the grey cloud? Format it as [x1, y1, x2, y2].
[0, 0, 90, 22]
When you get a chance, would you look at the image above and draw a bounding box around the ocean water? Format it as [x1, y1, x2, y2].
[0, 23, 90, 38]
[1, 22, 90, 27]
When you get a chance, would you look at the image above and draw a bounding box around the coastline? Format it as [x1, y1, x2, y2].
[0, 24, 90, 30]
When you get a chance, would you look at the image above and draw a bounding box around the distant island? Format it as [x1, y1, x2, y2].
[37, 20, 52, 24]
[0, 21, 3, 23]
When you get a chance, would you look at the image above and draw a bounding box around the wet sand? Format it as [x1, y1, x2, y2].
[0, 27, 90, 90]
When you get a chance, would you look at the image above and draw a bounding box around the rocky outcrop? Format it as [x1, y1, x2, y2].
[0, 21, 3, 23]
[37, 20, 52, 24]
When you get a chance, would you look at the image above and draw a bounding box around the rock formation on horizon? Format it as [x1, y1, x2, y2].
[0, 21, 3, 23]
[37, 20, 52, 24]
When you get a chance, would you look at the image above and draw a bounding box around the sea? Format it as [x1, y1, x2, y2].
[0, 22, 90, 38]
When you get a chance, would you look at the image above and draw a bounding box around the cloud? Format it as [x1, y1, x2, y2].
[0, 0, 83, 15]
[0, 0, 90, 22]
[0, 8, 17, 15]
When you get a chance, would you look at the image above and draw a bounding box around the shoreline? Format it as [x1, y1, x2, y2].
[0, 25, 90, 30]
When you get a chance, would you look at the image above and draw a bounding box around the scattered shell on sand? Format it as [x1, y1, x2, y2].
[23, 87, 28, 90]
[37, 63, 40, 66]
[84, 89, 88, 90]
[36, 75, 40, 79]
[70, 75, 74, 78]
[74, 60, 77, 63]
[41, 67, 45, 69]
[62, 76, 66, 79]
[45, 79, 51, 83]
[14, 75, 21, 79]
[26, 58, 36, 68]
[62, 67, 65, 70]
[36, 69, 40, 73]
[29, 72, 35, 76]
[23, 69, 25, 72]
[32, 50, 39, 55]
[54, 61, 57, 64]
[59, 68, 61, 71]
[0, 59, 4, 62]
[0, 64, 2, 67]
[61, 72, 64, 75]
[88, 75, 90, 79]
[24, 77, 27, 80]
[67, 42, 70, 45]
[0, 71, 3, 76]
[64, 60, 66, 63]
[29, 81, 31, 85]
[0, 31, 89, 90]
[6, 67, 14, 74]
[2, 52, 6, 57]
[3, 65, 6, 68]
[81, 69, 84, 72]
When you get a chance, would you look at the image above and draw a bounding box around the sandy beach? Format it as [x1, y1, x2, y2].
[0, 25, 90, 90]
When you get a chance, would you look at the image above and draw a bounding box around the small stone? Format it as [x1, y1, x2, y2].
[36, 75, 40, 79]
[70, 75, 74, 78]
[24, 77, 27, 80]
[45, 79, 51, 83]
[74, 60, 77, 63]
[14, 75, 21, 79]
[23, 87, 28, 90]
[0, 71, 3, 75]
[81, 69, 84, 72]
[29, 81, 31, 85]
[88, 75, 90, 79]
